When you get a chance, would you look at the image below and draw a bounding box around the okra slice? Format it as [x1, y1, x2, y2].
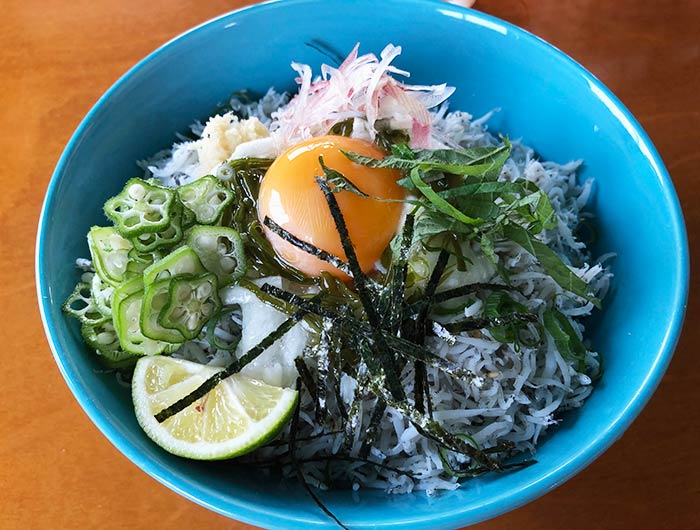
[104, 178, 175, 237]
[159, 273, 221, 340]
[81, 319, 121, 356]
[142, 245, 205, 287]
[111, 277, 144, 336]
[187, 226, 246, 286]
[176, 175, 233, 225]
[115, 290, 172, 356]
[62, 282, 107, 325]
[131, 201, 184, 252]
[180, 202, 197, 230]
[88, 226, 133, 286]
[125, 247, 163, 276]
[91, 274, 115, 318]
[140, 280, 186, 343]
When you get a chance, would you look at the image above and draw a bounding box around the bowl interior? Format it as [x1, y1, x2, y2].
[36, 1, 687, 528]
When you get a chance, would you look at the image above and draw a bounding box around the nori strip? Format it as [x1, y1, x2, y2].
[358, 398, 387, 459]
[366, 379, 502, 471]
[411, 249, 449, 415]
[263, 216, 352, 277]
[380, 214, 414, 333]
[289, 379, 349, 530]
[154, 306, 311, 423]
[315, 176, 405, 401]
[259, 283, 472, 380]
[295, 356, 319, 416]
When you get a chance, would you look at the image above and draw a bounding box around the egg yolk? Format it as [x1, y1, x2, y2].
[258, 135, 405, 278]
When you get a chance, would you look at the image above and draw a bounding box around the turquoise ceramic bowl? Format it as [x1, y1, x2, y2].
[36, 0, 688, 528]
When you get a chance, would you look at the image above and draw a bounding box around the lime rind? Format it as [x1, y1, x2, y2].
[132, 357, 297, 460]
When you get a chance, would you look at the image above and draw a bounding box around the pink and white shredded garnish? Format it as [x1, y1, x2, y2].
[270, 44, 455, 150]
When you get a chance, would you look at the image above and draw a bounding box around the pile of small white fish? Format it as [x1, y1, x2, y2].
[140, 45, 611, 494]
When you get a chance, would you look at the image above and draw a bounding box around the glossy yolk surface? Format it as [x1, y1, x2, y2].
[258, 135, 405, 278]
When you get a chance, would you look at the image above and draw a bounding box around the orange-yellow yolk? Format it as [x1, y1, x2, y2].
[258, 135, 405, 279]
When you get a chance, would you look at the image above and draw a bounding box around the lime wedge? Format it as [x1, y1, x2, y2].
[132, 356, 297, 460]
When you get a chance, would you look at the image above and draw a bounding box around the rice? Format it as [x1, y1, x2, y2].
[137, 51, 610, 495]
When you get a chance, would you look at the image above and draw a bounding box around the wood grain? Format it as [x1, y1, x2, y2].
[1, 1, 697, 529]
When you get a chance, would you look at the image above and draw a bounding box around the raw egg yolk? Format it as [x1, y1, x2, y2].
[258, 135, 405, 278]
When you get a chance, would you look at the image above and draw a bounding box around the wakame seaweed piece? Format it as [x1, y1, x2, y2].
[217, 157, 275, 182]
[328, 118, 354, 137]
[225, 163, 315, 285]
[63, 282, 107, 325]
[263, 216, 352, 277]
[176, 175, 234, 225]
[315, 176, 405, 401]
[104, 178, 175, 237]
[154, 302, 314, 423]
[374, 126, 410, 153]
[158, 273, 221, 341]
[543, 307, 588, 372]
[502, 224, 600, 306]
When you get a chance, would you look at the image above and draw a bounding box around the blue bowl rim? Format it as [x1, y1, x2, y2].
[35, 0, 689, 528]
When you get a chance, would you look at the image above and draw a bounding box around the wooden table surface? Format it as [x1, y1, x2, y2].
[2, 1, 698, 528]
